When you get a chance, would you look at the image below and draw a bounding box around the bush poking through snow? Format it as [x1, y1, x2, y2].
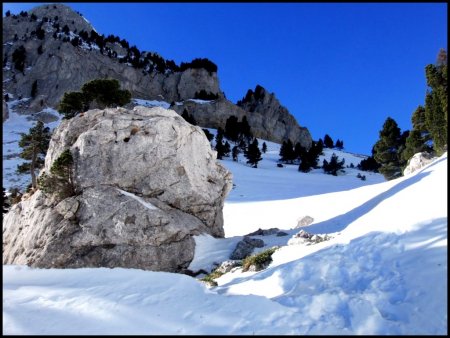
[200, 269, 225, 287]
[242, 247, 278, 272]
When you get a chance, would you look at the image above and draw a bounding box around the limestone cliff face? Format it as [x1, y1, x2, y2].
[2, 4, 222, 112]
[3, 106, 232, 272]
[172, 91, 313, 148]
[3, 3, 312, 148]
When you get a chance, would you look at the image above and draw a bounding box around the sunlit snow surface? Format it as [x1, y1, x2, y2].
[3, 107, 447, 334]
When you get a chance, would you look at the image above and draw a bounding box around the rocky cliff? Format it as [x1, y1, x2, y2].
[171, 86, 312, 148]
[2, 3, 222, 111]
[2, 3, 312, 147]
[2, 106, 233, 272]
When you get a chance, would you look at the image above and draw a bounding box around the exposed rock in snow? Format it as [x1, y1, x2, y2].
[296, 215, 314, 228]
[229, 236, 265, 260]
[288, 229, 332, 246]
[403, 152, 436, 176]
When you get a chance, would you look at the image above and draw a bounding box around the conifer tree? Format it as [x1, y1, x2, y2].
[298, 141, 321, 172]
[31, 80, 38, 98]
[38, 149, 75, 199]
[279, 139, 295, 163]
[17, 121, 51, 189]
[59, 79, 131, 119]
[245, 138, 262, 168]
[215, 128, 226, 160]
[323, 134, 334, 148]
[322, 153, 345, 176]
[424, 49, 447, 153]
[224, 115, 239, 142]
[373, 117, 403, 180]
[239, 116, 252, 144]
[262, 142, 267, 154]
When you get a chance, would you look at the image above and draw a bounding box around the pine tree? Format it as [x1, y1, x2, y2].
[12, 46, 26, 72]
[224, 141, 231, 157]
[373, 117, 403, 180]
[322, 153, 345, 176]
[358, 155, 380, 172]
[424, 49, 447, 153]
[335, 139, 344, 150]
[17, 121, 51, 189]
[262, 142, 267, 153]
[245, 138, 262, 168]
[299, 141, 320, 172]
[323, 134, 334, 148]
[279, 139, 295, 163]
[38, 149, 75, 199]
[215, 128, 226, 160]
[31, 80, 38, 98]
[59, 91, 86, 119]
[202, 129, 214, 142]
[224, 115, 239, 142]
[59, 79, 131, 119]
[239, 116, 252, 144]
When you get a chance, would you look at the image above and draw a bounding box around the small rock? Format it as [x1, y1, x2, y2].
[230, 240, 255, 260]
[243, 236, 265, 248]
[215, 260, 241, 274]
[245, 228, 279, 236]
[296, 216, 314, 228]
[276, 231, 288, 237]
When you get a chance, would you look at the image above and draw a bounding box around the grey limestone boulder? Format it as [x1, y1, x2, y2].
[3, 106, 232, 272]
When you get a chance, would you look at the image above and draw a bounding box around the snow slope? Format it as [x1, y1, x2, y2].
[2, 98, 61, 191]
[3, 123, 447, 334]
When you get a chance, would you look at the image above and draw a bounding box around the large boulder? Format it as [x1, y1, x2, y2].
[3, 106, 233, 272]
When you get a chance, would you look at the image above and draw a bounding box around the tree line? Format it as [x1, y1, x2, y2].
[370, 48, 447, 180]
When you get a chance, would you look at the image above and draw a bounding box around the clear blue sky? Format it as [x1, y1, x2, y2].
[3, 2, 447, 155]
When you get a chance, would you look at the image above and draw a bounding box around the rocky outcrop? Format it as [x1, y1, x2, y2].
[172, 92, 312, 148]
[237, 85, 312, 148]
[2, 4, 222, 112]
[3, 106, 233, 272]
[403, 152, 436, 176]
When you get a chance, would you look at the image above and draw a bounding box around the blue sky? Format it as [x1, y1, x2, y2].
[3, 3, 447, 155]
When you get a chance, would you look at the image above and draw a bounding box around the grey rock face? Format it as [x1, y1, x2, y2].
[3, 106, 233, 272]
[237, 85, 312, 148]
[2, 4, 222, 112]
[172, 90, 312, 148]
